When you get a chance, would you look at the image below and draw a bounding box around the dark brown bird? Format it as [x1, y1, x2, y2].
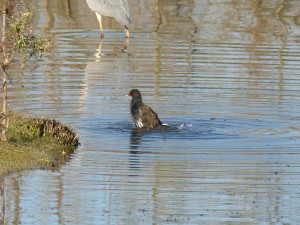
[126, 89, 162, 129]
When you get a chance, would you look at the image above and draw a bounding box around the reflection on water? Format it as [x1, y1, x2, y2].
[130, 128, 143, 151]
[2, 0, 300, 224]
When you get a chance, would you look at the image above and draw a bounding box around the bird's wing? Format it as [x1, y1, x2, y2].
[140, 105, 162, 128]
[107, 0, 129, 8]
[86, 0, 132, 25]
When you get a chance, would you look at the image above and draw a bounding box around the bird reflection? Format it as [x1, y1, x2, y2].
[129, 128, 143, 152]
[95, 38, 130, 60]
[80, 38, 131, 106]
[122, 38, 130, 53]
[129, 128, 143, 169]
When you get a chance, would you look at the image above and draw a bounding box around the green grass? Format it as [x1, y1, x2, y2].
[0, 112, 79, 182]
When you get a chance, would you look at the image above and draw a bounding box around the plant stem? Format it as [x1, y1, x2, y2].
[1, 7, 8, 141]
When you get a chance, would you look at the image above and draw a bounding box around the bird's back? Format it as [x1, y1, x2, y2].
[130, 102, 162, 129]
[139, 105, 162, 129]
[86, 0, 132, 25]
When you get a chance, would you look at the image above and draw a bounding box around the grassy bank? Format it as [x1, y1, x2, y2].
[0, 112, 79, 182]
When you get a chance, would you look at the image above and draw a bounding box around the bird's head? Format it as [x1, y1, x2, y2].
[126, 89, 141, 98]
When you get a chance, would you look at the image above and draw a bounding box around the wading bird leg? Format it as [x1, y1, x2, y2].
[125, 25, 130, 38]
[95, 12, 104, 38]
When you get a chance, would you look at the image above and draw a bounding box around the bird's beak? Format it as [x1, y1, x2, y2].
[126, 92, 131, 96]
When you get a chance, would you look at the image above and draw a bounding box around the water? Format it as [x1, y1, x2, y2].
[2, 0, 300, 224]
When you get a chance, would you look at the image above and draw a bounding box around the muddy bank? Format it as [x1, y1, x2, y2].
[0, 112, 79, 182]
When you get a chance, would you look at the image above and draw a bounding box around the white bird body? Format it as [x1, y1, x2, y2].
[86, 0, 133, 37]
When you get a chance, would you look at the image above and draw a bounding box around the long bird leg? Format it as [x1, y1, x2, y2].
[124, 25, 130, 38]
[95, 12, 104, 38]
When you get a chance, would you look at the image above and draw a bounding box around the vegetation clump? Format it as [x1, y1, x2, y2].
[0, 112, 79, 182]
[8, 113, 79, 147]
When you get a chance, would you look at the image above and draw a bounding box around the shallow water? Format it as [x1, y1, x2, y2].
[2, 0, 300, 224]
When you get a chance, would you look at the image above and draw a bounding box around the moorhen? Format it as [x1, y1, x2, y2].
[126, 89, 163, 129]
